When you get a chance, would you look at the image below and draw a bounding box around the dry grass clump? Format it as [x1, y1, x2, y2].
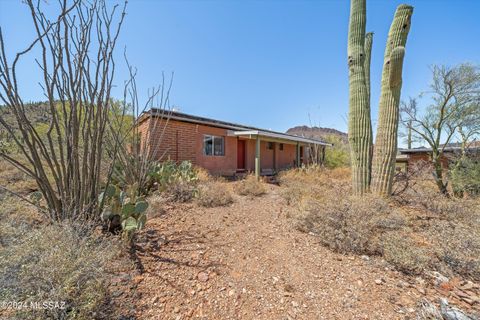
[278, 166, 350, 204]
[234, 175, 267, 197]
[197, 181, 234, 207]
[0, 198, 129, 319]
[195, 166, 213, 183]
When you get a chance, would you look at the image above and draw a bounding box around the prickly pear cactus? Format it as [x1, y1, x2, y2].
[371, 4, 413, 196]
[99, 183, 149, 240]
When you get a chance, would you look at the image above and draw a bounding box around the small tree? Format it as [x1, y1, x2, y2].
[401, 64, 480, 194]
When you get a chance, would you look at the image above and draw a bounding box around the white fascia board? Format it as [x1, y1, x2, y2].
[233, 130, 332, 146]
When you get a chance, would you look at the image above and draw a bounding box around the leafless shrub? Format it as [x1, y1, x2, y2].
[197, 181, 233, 207]
[392, 160, 432, 199]
[234, 175, 266, 197]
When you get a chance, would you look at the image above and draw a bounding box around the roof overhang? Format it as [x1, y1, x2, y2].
[230, 130, 332, 146]
[139, 109, 333, 147]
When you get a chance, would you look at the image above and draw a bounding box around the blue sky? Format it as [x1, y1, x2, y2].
[1, 0, 479, 135]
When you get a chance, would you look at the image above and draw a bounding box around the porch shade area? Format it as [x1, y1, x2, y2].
[230, 130, 332, 178]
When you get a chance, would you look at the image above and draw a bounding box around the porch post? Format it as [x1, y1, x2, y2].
[296, 142, 300, 167]
[255, 136, 261, 179]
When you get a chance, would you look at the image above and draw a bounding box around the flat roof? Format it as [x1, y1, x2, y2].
[400, 145, 480, 154]
[139, 109, 332, 146]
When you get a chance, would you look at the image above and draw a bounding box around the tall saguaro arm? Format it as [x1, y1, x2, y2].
[371, 5, 413, 196]
[347, 0, 373, 195]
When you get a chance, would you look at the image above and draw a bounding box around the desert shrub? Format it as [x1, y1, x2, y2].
[0, 219, 125, 320]
[146, 194, 168, 219]
[382, 233, 431, 275]
[402, 184, 479, 225]
[196, 167, 213, 183]
[295, 193, 405, 255]
[426, 220, 480, 280]
[450, 157, 480, 197]
[166, 181, 198, 202]
[278, 166, 351, 204]
[282, 166, 480, 279]
[323, 134, 350, 168]
[234, 175, 266, 197]
[197, 181, 233, 207]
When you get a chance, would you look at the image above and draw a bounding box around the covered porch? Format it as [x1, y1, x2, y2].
[229, 130, 331, 178]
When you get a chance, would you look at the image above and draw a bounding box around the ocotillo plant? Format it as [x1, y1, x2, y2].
[371, 5, 413, 196]
[347, 0, 373, 195]
[347, 0, 413, 196]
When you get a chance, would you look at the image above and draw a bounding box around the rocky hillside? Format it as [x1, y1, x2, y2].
[286, 125, 348, 143]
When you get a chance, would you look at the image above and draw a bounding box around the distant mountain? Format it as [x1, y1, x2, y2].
[286, 125, 348, 143]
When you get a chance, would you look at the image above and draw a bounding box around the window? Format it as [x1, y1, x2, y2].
[203, 135, 225, 156]
[279, 143, 284, 151]
[267, 142, 274, 150]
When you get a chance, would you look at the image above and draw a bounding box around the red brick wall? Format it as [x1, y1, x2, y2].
[139, 116, 308, 174]
[195, 124, 237, 175]
[143, 117, 197, 163]
[408, 153, 449, 169]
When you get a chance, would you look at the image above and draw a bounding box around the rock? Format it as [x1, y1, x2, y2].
[173, 306, 180, 313]
[197, 272, 209, 282]
[291, 301, 299, 308]
[439, 298, 475, 320]
[228, 289, 235, 297]
[375, 279, 383, 285]
[427, 271, 449, 286]
[360, 255, 370, 261]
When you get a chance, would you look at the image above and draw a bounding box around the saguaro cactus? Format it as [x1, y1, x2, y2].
[347, 0, 373, 195]
[371, 5, 413, 196]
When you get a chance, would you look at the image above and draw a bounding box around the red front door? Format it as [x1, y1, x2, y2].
[237, 140, 246, 169]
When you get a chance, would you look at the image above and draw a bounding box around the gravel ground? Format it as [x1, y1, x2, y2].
[125, 184, 438, 320]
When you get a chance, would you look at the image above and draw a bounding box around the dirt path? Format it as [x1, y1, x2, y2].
[132, 185, 423, 319]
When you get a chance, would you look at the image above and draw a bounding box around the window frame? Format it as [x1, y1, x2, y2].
[203, 134, 225, 156]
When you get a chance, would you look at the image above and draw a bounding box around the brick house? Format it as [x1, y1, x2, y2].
[137, 109, 331, 176]
[395, 142, 480, 172]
